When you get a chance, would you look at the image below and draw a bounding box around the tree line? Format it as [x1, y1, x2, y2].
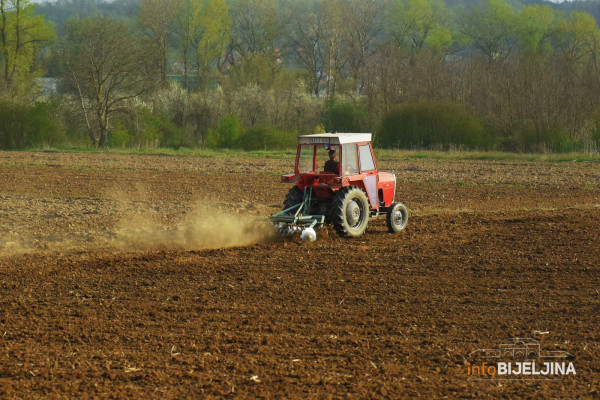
[1, 0, 600, 152]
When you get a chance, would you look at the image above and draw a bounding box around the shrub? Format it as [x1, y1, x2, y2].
[236, 126, 297, 150]
[108, 121, 131, 148]
[377, 101, 487, 149]
[217, 114, 242, 148]
[501, 123, 582, 153]
[0, 100, 64, 149]
[322, 101, 367, 133]
[151, 112, 184, 148]
[590, 108, 600, 149]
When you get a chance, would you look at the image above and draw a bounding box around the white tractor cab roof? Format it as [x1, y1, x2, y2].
[298, 133, 372, 145]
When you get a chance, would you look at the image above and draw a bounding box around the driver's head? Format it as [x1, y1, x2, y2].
[328, 149, 337, 160]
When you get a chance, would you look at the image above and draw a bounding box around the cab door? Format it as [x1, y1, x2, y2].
[358, 143, 378, 209]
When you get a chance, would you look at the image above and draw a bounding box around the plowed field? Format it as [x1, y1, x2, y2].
[1, 151, 599, 398]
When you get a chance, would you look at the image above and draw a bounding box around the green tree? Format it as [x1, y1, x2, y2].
[62, 17, 160, 147]
[555, 11, 600, 69]
[459, 0, 517, 62]
[175, 0, 231, 90]
[515, 5, 561, 55]
[0, 0, 55, 99]
[388, 0, 453, 54]
[195, 0, 231, 82]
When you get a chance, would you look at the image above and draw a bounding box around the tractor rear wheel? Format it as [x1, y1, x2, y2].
[386, 202, 408, 233]
[330, 187, 370, 237]
[283, 186, 303, 210]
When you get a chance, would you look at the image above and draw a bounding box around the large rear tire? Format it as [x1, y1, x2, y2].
[283, 186, 303, 210]
[330, 187, 370, 237]
[386, 202, 408, 233]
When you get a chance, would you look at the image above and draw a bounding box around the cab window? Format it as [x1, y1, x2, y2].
[298, 145, 315, 172]
[359, 144, 375, 171]
[341, 144, 358, 175]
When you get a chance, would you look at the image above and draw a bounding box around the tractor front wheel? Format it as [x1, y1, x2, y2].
[330, 187, 370, 237]
[386, 202, 408, 233]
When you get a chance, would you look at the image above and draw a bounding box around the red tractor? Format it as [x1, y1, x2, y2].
[270, 133, 408, 241]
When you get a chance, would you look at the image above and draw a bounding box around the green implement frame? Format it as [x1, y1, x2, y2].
[269, 187, 324, 230]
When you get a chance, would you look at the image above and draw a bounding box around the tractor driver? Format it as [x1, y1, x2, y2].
[324, 149, 340, 174]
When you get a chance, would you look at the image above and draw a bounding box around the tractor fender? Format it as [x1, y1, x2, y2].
[343, 177, 378, 209]
[377, 172, 396, 207]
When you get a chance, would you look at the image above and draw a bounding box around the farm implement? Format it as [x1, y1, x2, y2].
[270, 186, 324, 242]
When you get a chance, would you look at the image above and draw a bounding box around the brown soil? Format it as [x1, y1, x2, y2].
[0, 151, 599, 398]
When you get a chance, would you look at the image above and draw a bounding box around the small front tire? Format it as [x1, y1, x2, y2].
[386, 202, 408, 233]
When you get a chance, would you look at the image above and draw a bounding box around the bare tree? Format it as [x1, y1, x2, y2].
[62, 17, 160, 147]
[229, 0, 279, 60]
[345, 0, 387, 93]
[286, 0, 325, 96]
[320, 0, 350, 98]
[139, 0, 181, 82]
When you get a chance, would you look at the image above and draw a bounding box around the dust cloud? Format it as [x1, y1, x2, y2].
[113, 203, 274, 251]
[0, 196, 275, 257]
[0, 241, 32, 257]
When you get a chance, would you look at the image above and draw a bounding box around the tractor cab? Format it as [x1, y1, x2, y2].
[272, 133, 408, 240]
